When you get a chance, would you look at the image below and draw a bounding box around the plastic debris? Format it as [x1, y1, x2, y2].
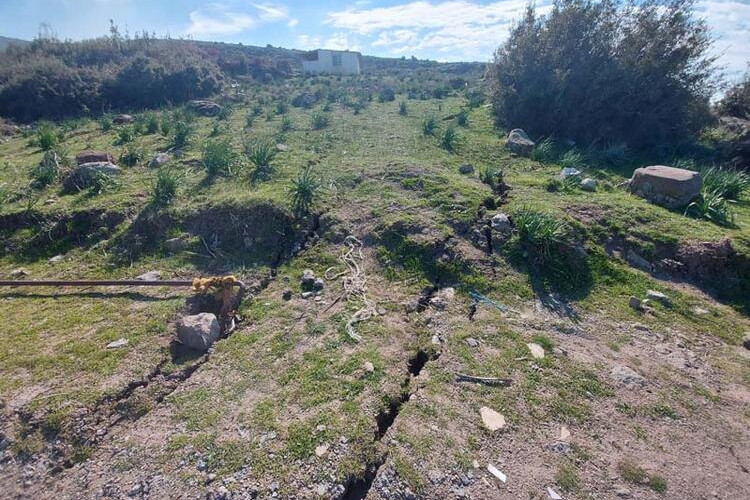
[487, 464, 507, 483]
[106, 338, 129, 349]
[469, 289, 507, 312]
[547, 487, 562, 499]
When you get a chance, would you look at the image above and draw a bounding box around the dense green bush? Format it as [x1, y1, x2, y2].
[202, 139, 236, 177]
[150, 168, 178, 207]
[717, 74, 750, 119]
[489, 0, 716, 148]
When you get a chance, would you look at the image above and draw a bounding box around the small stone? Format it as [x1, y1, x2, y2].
[615, 487, 632, 498]
[282, 289, 293, 301]
[431, 334, 441, 345]
[48, 255, 64, 264]
[207, 473, 217, 483]
[196, 459, 207, 471]
[560, 167, 581, 180]
[490, 212, 512, 234]
[581, 178, 597, 191]
[44, 198, 56, 205]
[300, 269, 316, 291]
[363, 361, 375, 373]
[301, 291, 314, 299]
[465, 337, 479, 348]
[404, 300, 420, 313]
[628, 296, 643, 311]
[106, 338, 129, 349]
[458, 163, 475, 174]
[315, 444, 329, 457]
[135, 270, 161, 281]
[610, 365, 645, 387]
[149, 152, 171, 168]
[127, 483, 143, 497]
[276, 143, 289, 152]
[646, 290, 671, 307]
[560, 425, 570, 441]
[480, 406, 506, 431]
[547, 487, 563, 500]
[430, 287, 455, 310]
[9, 268, 28, 278]
[527, 342, 545, 359]
[313, 277, 325, 291]
[692, 306, 709, 315]
[315, 484, 327, 495]
[472, 460, 480, 469]
[176, 313, 221, 352]
[269, 481, 279, 491]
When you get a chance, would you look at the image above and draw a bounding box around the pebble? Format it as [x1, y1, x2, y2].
[9, 268, 28, 278]
[480, 406, 506, 431]
[363, 361, 375, 372]
[615, 487, 632, 498]
[48, 254, 64, 264]
[465, 337, 479, 347]
[610, 365, 645, 386]
[135, 270, 161, 281]
[646, 289, 671, 307]
[315, 444, 329, 457]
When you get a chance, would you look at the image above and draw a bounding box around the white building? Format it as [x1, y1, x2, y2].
[302, 49, 361, 75]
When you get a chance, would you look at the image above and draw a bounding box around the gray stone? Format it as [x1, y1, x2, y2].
[187, 100, 222, 116]
[458, 163, 475, 174]
[300, 269, 316, 291]
[313, 277, 325, 291]
[48, 255, 63, 264]
[364, 361, 375, 373]
[465, 338, 479, 348]
[136, 270, 161, 281]
[106, 338, 129, 349]
[628, 296, 643, 311]
[9, 268, 28, 278]
[560, 167, 582, 180]
[75, 150, 113, 165]
[490, 212, 512, 234]
[646, 289, 671, 307]
[610, 365, 645, 386]
[150, 152, 171, 168]
[176, 313, 221, 351]
[430, 287, 455, 310]
[506, 129, 535, 156]
[625, 249, 652, 271]
[63, 162, 121, 192]
[282, 289, 292, 301]
[615, 487, 632, 498]
[630, 165, 702, 209]
[276, 143, 289, 151]
[581, 178, 597, 191]
[301, 291, 314, 299]
[113, 114, 134, 124]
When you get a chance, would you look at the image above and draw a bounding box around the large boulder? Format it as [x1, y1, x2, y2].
[506, 129, 535, 156]
[187, 100, 222, 116]
[176, 313, 221, 351]
[62, 162, 121, 192]
[629, 165, 701, 209]
[75, 150, 114, 165]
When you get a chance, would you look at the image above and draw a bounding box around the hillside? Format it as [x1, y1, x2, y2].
[0, 36, 28, 52]
[0, 53, 749, 500]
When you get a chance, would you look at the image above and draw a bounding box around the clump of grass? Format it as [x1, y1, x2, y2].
[700, 166, 750, 201]
[559, 148, 585, 170]
[30, 150, 60, 188]
[202, 139, 236, 177]
[245, 141, 277, 184]
[684, 189, 734, 226]
[36, 123, 59, 150]
[172, 121, 192, 148]
[280, 116, 293, 133]
[456, 109, 468, 127]
[617, 460, 667, 494]
[100, 115, 113, 132]
[531, 137, 556, 163]
[120, 145, 145, 167]
[276, 101, 289, 115]
[290, 165, 319, 217]
[555, 463, 581, 493]
[150, 168, 178, 207]
[217, 105, 232, 121]
[440, 125, 458, 152]
[160, 116, 172, 136]
[398, 101, 408, 116]
[251, 104, 263, 117]
[311, 112, 329, 130]
[479, 166, 499, 188]
[378, 88, 395, 102]
[116, 126, 135, 145]
[514, 207, 569, 263]
[87, 170, 119, 196]
[421, 116, 437, 136]
[145, 113, 159, 134]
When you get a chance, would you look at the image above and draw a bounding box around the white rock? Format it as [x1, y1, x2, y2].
[314, 444, 329, 457]
[106, 338, 129, 349]
[490, 212, 512, 234]
[646, 290, 671, 306]
[547, 487, 563, 499]
[480, 406, 506, 431]
[9, 268, 28, 278]
[560, 167, 581, 180]
[176, 313, 221, 351]
[581, 178, 597, 191]
[559, 425, 570, 442]
[48, 255, 64, 264]
[363, 361, 375, 373]
[527, 342, 545, 359]
[610, 365, 645, 387]
[487, 463, 507, 483]
[136, 270, 161, 281]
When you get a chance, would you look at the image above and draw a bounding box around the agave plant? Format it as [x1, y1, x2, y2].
[684, 189, 735, 226]
[290, 166, 320, 217]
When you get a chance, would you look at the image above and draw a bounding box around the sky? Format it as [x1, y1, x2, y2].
[0, 0, 748, 79]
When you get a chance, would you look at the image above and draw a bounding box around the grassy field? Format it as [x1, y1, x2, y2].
[1, 76, 749, 499]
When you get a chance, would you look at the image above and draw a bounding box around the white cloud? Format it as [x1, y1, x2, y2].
[287, 18, 299, 28]
[186, 2, 290, 36]
[326, 0, 550, 59]
[696, 0, 750, 79]
[324, 32, 359, 51]
[296, 34, 322, 49]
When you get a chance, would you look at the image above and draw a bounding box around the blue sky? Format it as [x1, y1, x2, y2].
[1, 0, 748, 78]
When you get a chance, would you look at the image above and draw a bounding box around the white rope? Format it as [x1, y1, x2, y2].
[324, 235, 377, 342]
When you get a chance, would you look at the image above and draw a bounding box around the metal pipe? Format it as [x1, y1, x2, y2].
[0, 280, 243, 288]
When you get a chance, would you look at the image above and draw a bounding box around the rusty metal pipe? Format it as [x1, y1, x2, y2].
[0, 280, 244, 288]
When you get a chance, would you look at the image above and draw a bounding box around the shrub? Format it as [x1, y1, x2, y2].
[202, 139, 236, 177]
[514, 208, 569, 263]
[456, 109, 468, 127]
[489, 0, 716, 147]
[290, 165, 319, 217]
[31, 150, 60, 188]
[479, 166, 500, 188]
[151, 168, 178, 207]
[280, 116, 293, 132]
[120, 145, 145, 167]
[310, 112, 329, 130]
[251, 104, 263, 117]
[100, 115, 113, 132]
[559, 149, 586, 170]
[160, 116, 172, 136]
[717, 74, 750, 119]
[116, 126, 135, 145]
[276, 100, 289, 115]
[172, 120, 192, 148]
[244, 141, 277, 183]
[145, 113, 159, 134]
[378, 88, 395, 102]
[87, 170, 119, 196]
[530, 137, 556, 163]
[440, 125, 458, 152]
[700, 166, 750, 201]
[36, 123, 59, 150]
[399, 101, 408, 116]
[421, 116, 437, 136]
[684, 189, 734, 226]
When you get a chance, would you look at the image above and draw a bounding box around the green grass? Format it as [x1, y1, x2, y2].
[618, 460, 668, 494]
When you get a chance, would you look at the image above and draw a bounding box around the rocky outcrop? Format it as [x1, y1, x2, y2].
[506, 129, 535, 156]
[62, 162, 121, 192]
[629, 165, 701, 209]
